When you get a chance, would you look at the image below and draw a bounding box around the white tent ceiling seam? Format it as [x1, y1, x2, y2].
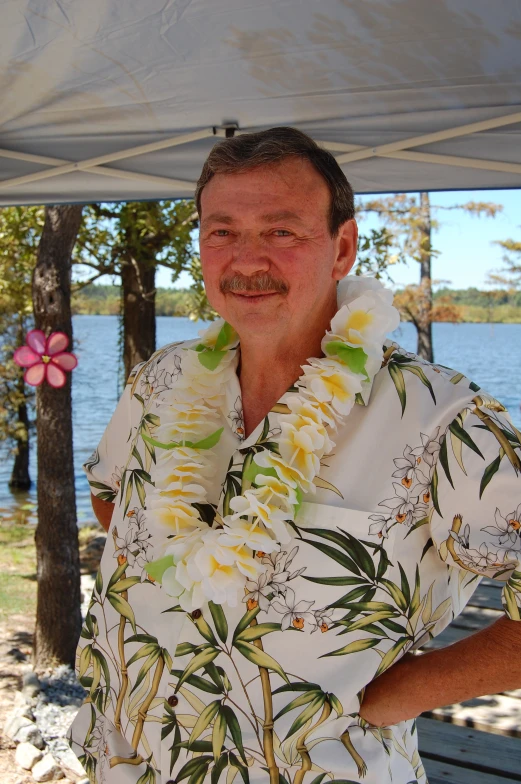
[1, 112, 521, 198]
[0, 127, 225, 192]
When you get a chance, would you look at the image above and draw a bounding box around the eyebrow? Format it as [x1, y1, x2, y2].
[201, 210, 306, 227]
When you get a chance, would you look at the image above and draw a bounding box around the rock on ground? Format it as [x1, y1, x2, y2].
[31, 753, 64, 782]
[15, 742, 43, 770]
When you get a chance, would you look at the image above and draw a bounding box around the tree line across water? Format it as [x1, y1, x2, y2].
[72, 283, 521, 322]
[0, 194, 519, 673]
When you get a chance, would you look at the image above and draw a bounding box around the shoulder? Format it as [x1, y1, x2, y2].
[372, 340, 503, 429]
[126, 338, 199, 403]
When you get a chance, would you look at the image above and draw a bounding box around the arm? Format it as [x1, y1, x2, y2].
[361, 400, 521, 727]
[359, 614, 521, 726]
[91, 492, 115, 533]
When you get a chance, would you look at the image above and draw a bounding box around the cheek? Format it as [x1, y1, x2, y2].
[200, 250, 228, 287]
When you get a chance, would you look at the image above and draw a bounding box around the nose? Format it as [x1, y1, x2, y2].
[229, 235, 271, 276]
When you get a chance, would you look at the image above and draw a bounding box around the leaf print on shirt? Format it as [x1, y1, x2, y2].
[386, 348, 436, 416]
[434, 394, 521, 507]
[297, 524, 452, 667]
[163, 592, 373, 784]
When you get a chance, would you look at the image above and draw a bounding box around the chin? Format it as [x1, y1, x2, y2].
[232, 310, 286, 338]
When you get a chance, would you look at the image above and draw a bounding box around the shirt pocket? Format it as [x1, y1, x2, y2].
[293, 500, 398, 601]
[254, 503, 400, 705]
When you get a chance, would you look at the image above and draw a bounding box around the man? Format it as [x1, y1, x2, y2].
[68, 128, 521, 784]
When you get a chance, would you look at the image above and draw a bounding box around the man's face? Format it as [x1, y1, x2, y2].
[199, 157, 357, 341]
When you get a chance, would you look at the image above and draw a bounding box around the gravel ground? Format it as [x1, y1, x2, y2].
[0, 545, 101, 783]
[32, 664, 87, 764]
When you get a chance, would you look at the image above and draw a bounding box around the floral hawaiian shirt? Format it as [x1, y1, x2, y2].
[68, 338, 521, 784]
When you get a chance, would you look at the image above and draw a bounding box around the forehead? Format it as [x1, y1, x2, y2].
[199, 158, 331, 223]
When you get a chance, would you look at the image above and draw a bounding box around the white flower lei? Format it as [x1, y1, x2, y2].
[145, 276, 400, 611]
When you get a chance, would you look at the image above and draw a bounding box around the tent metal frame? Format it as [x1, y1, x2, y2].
[1, 111, 520, 195]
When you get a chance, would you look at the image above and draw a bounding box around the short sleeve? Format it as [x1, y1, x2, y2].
[82, 376, 135, 503]
[429, 398, 521, 620]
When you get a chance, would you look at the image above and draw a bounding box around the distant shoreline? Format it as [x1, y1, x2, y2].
[71, 313, 521, 324]
[71, 284, 521, 324]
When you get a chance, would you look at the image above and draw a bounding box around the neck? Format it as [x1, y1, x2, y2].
[237, 294, 338, 436]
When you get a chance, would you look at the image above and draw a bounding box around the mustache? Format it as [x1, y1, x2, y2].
[220, 273, 289, 295]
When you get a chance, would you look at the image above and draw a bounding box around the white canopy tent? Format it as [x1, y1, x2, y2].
[1, 0, 521, 206]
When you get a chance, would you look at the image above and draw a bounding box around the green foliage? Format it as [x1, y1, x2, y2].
[73, 200, 208, 316]
[493, 229, 521, 289]
[0, 206, 43, 454]
[354, 226, 400, 279]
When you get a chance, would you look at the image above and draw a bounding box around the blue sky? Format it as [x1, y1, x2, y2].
[150, 188, 521, 292]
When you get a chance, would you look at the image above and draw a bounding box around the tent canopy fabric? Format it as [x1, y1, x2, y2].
[1, 0, 521, 206]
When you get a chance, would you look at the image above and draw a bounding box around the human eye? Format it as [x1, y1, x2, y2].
[272, 229, 292, 237]
[214, 229, 230, 236]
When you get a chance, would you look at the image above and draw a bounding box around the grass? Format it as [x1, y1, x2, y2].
[0, 523, 37, 621]
[0, 522, 103, 623]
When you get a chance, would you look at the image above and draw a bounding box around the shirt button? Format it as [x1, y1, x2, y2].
[167, 695, 178, 707]
[191, 609, 202, 619]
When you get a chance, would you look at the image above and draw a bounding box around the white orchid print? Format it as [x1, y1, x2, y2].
[392, 445, 420, 489]
[368, 513, 392, 539]
[450, 525, 505, 571]
[229, 395, 245, 439]
[410, 426, 442, 469]
[141, 364, 177, 401]
[481, 505, 521, 551]
[243, 570, 272, 611]
[109, 465, 123, 493]
[113, 509, 153, 572]
[271, 585, 316, 630]
[378, 482, 427, 526]
[311, 607, 336, 633]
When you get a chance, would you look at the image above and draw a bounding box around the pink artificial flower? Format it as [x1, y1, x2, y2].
[13, 329, 78, 388]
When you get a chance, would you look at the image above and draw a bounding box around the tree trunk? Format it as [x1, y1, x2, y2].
[417, 191, 434, 362]
[121, 253, 156, 380]
[9, 373, 31, 490]
[32, 204, 83, 671]
[10, 318, 32, 490]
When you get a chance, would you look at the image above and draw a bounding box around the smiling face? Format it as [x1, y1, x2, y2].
[199, 157, 358, 345]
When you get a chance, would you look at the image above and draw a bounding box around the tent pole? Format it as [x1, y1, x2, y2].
[382, 149, 521, 176]
[335, 110, 521, 165]
[0, 147, 196, 190]
[0, 128, 214, 190]
[317, 139, 521, 177]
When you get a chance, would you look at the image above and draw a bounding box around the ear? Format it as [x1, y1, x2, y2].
[332, 218, 358, 281]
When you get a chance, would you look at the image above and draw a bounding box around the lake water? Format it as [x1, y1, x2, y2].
[1, 317, 519, 526]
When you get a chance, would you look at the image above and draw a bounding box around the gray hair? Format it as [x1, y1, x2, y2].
[195, 127, 355, 236]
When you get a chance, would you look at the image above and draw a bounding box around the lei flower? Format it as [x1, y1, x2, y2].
[146, 276, 400, 610]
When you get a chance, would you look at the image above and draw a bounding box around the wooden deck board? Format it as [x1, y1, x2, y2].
[423, 694, 521, 738]
[417, 717, 521, 780]
[413, 574, 521, 774]
[424, 757, 521, 784]
[467, 583, 504, 611]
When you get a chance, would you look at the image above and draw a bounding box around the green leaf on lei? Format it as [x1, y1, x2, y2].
[190, 427, 224, 450]
[243, 458, 278, 485]
[325, 341, 369, 379]
[215, 322, 237, 351]
[146, 555, 174, 583]
[141, 426, 223, 451]
[197, 348, 228, 371]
